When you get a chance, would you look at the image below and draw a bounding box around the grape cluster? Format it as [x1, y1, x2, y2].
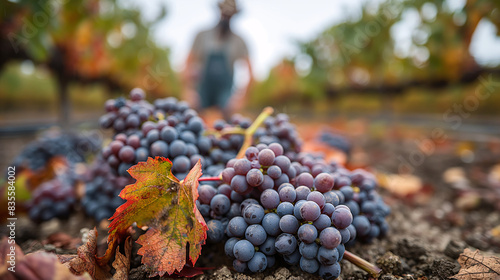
[221, 143, 295, 195]
[12, 130, 101, 172]
[254, 113, 302, 156]
[100, 89, 240, 179]
[196, 183, 243, 243]
[330, 168, 391, 244]
[224, 186, 353, 279]
[99, 88, 155, 134]
[27, 166, 78, 222]
[80, 159, 132, 222]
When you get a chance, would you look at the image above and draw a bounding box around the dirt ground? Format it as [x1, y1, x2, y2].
[1, 118, 500, 279]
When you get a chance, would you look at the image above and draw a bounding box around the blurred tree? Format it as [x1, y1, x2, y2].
[0, 0, 179, 128]
[252, 0, 500, 106]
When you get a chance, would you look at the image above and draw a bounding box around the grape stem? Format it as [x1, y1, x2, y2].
[343, 250, 382, 278]
[236, 107, 274, 159]
[198, 176, 223, 182]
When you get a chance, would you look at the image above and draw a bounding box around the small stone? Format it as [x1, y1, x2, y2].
[444, 240, 466, 259]
[376, 252, 403, 275]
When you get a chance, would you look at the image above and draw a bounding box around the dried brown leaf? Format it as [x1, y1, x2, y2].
[68, 228, 112, 280]
[112, 237, 132, 280]
[452, 248, 500, 280]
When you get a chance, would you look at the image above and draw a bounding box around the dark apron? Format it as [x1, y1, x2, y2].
[198, 50, 234, 109]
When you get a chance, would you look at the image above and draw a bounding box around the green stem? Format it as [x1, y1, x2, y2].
[236, 107, 274, 159]
[343, 250, 382, 278]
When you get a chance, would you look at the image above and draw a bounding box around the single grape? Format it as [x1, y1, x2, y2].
[198, 184, 217, 204]
[296, 173, 314, 189]
[300, 257, 320, 274]
[260, 189, 280, 210]
[246, 169, 264, 187]
[233, 240, 255, 262]
[118, 145, 135, 163]
[231, 175, 250, 194]
[248, 252, 267, 273]
[266, 165, 282, 179]
[295, 186, 311, 201]
[317, 246, 339, 265]
[319, 262, 341, 280]
[233, 259, 247, 273]
[245, 224, 267, 246]
[314, 173, 334, 193]
[243, 204, 265, 224]
[283, 249, 301, 265]
[331, 206, 353, 229]
[228, 217, 248, 237]
[225, 237, 239, 258]
[150, 140, 168, 157]
[262, 213, 281, 236]
[206, 219, 224, 243]
[234, 158, 252, 175]
[299, 241, 319, 259]
[319, 227, 342, 249]
[259, 237, 277, 256]
[169, 140, 187, 157]
[313, 214, 332, 231]
[258, 149, 275, 166]
[210, 194, 230, 215]
[279, 185, 296, 203]
[276, 201, 294, 217]
[300, 201, 321, 222]
[268, 143, 284, 156]
[307, 191, 326, 209]
[279, 214, 299, 234]
[297, 224, 318, 243]
[274, 233, 297, 255]
[245, 146, 259, 161]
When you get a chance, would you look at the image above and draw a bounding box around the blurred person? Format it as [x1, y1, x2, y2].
[182, 0, 253, 119]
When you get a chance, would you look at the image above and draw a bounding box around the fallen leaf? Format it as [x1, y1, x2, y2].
[104, 157, 207, 277]
[0, 237, 90, 280]
[67, 228, 111, 279]
[452, 248, 500, 280]
[112, 237, 132, 280]
[377, 173, 423, 196]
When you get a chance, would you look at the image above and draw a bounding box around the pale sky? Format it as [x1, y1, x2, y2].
[128, 0, 500, 83]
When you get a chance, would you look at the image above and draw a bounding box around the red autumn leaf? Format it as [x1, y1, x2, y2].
[67, 228, 112, 279]
[104, 157, 207, 277]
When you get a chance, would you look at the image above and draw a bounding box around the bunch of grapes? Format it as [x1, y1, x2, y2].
[223, 185, 353, 279]
[254, 113, 302, 157]
[196, 183, 243, 243]
[80, 159, 132, 222]
[221, 143, 295, 195]
[100, 89, 244, 179]
[99, 88, 155, 134]
[329, 168, 391, 244]
[11, 130, 101, 172]
[27, 167, 78, 222]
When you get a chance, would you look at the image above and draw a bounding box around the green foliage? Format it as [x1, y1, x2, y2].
[1, 0, 179, 97]
[249, 0, 500, 112]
